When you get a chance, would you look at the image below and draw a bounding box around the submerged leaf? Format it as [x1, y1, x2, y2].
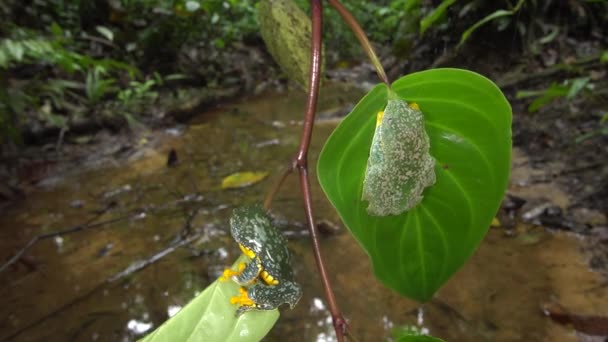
[221, 172, 268, 189]
[362, 97, 436, 216]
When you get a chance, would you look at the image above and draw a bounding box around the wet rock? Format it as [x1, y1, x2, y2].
[521, 201, 590, 233]
[502, 194, 527, 212]
[316, 219, 342, 236]
[96, 243, 114, 258]
[522, 202, 554, 222]
[69, 200, 85, 208]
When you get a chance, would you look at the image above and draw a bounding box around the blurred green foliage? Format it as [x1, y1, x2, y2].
[1, 0, 606, 143]
[516, 77, 593, 113]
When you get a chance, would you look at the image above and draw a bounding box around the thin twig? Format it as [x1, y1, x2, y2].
[263, 164, 295, 210]
[327, 0, 390, 86]
[109, 232, 201, 282]
[293, 0, 348, 340]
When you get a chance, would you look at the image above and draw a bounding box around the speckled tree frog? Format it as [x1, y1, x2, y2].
[220, 205, 302, 316]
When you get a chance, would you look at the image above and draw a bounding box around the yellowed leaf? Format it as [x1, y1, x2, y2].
[258, 0, 324, 89]
[491, 217, 501, 227]
[221, 172, 269, 189]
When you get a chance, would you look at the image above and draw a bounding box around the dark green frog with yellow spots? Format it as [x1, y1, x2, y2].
[221, 205, 302, 316]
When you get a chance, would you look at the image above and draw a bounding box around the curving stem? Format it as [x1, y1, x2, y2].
[262, 0, 350, 339]
[327, 0, 390, 86]
[296, 0, 348, 340]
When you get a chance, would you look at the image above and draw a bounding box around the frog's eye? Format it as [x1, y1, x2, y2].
[361, 98, 436, 216]
[239, 244, 256, 259]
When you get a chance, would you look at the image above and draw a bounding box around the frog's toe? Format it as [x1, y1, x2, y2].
[220, 262, 251, 282]
[230, 295, 254, 306]
[219, 268, 237, 282]
[230, 287, 255, 307]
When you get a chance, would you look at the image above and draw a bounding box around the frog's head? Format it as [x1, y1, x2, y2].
[230, 205, 270, 258]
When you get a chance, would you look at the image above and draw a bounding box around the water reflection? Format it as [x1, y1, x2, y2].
[126, 318, 153, 335]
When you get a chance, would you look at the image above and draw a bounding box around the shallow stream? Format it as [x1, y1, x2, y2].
[1, 84, 606, 341]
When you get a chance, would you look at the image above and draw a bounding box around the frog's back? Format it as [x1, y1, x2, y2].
[259, 229, 294, 279]
[230, 205, 268, 254]
[230, 205, 295, 279]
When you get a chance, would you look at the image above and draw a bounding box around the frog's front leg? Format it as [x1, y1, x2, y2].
[219, 261, 247, 282]
[232, 258, 261, 286]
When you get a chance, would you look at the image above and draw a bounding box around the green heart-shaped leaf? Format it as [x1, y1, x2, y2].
[317, 68, 511, 301]
[140, 257, 279, 342]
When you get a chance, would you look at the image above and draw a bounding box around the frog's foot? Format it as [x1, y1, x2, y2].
[230, 287, 255, 306]
[219, 262, 247, 282]
[231, 287, 256, 316]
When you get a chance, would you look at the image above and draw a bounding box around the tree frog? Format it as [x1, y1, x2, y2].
[220, 205, 302, 316]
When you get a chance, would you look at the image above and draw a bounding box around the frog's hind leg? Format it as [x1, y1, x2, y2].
[233, 258, 261, 286]
[235, 303, 258, 316]
[249, 280, 302, 310]
[231, 287, 257, 317]
[280, 281, 303, 309]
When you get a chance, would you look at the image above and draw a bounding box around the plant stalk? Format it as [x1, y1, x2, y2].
[295, 0, 348, 340]
[327, 0, 390, 86]
[263, 164, 294, 210]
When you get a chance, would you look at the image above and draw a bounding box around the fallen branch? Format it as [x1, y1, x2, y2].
[0, 191, 204, 273]
[0, 209, 130, 273]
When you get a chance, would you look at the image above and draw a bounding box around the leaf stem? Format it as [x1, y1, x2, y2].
[262, 0, 350, 338]
[263, 163, 294, 210]
[327, 0, 390, 86]
[295, 0, 348, 340]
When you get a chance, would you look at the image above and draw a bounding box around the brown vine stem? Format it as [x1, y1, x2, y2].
[262, 0, 349, 338]
[296, 0, 348, 340]
[327, 0, 390, 86]
[263, 164, 294, 210]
